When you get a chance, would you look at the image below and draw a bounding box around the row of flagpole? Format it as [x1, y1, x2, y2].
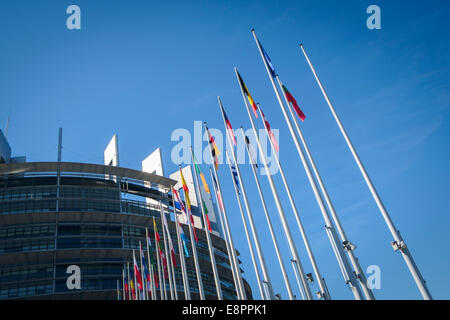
[115, 27, 431, 301]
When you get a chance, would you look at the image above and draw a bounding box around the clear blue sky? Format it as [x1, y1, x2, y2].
[0, 0, 449, 300]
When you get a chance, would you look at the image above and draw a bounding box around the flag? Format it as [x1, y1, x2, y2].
[261, 110, 279, 152]
[178, 222, 189, 257]
[124, 267, 129, 300]
[237, 70, 258, 117]
[146, 227, 159, 289]
[153, 218, 168, 278]
[282, 84, 305, 121]
[211, 173, 224, 213]
[245, 135, 258, 169]
[140, 241, 151, 294]
[179, 168, 191, 211]
[220, 103, 237, 146]
[192, 149, 210, 193]
[206, 125, 220, 170]
[231, 164, 241, 195]
[202, 199, 212, 232]
[257, 38, 276, 78]
[162, 211, 177, 267]
[173, 188, 187, 217]
[178, 171, 198, 242]
[130, 278, 136, 300]
[133, 250, 143, 291]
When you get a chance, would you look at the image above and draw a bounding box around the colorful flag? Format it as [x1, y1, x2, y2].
[202, 199, 212, 232]
[173, 188, 187, 217]
[245, 135, 258, 169]
[206, 125, 220, 170]
[124, 267, 129, 300]
[192, 150, 210, 193]
[140, 241, 151, 294]
[237, 70, 258, 118]
[178, 221, 189, 257]
[153, 218, 168, 278]
[145, 227, 158, 289]
[261, 110, 279, 152]
[211, 173, 224, 213]
[282, 84, 305, 121]
[133, 250, 143, 291]
[161, 211, 177, 267]
[231, 164, 241, 195]
[220, 103, 237, 146]
[257, 38, 276, 78]
[179, 168, 191, 211]
[130, 278, 136, 300]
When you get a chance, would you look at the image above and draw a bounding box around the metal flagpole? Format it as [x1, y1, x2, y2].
[256, 103, 330, 300]
[240, 127, 295, 300]
[233, 67, 312, 300]
[139, 242, 146, 300]
[290, 260, 304, 300]
[160, 202, 175, 300]
[203, 128, 247, 300]
[153, 217, 164, 300]
[190, 147, 223, 299]
[208, 166, 246, 300]
[299, 43, 432, 300]
[117, 279, 120, 300]
[127, 262, 132, 300]
[251, 31, 363, 300]
[179, 174, 206, 300]
[225, 150, 265, 300]
[278, 76, 375, 300]
[122, 266, 126, 300]
[173, 199, 191, 301]
[145, 227, 155, 300]
[218, 96, 275, 300]
[162, 197, 179, 300]
[133, 250, 139, 300]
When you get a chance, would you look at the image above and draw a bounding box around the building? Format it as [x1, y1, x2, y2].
[0, 131, 252, 300]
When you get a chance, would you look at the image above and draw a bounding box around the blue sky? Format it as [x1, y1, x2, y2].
[0, 0, 449, 299]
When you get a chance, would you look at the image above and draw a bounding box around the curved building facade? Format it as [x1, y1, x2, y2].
[0, 162, 252, 300]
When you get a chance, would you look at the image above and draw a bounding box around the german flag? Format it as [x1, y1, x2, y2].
[237, 70, 258, 118]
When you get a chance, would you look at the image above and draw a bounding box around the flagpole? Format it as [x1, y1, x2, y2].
[127, 262, 132, 300]
[208, 165, 247, 300]
[162, 195, 179, 300]
[190, 147, 223, 299]
[139, 242, 146, 300]
[257, 103, 330, 300]
[153, 217, 164, 300]
[145, 227, 156, 300]
[203, 128, 247, 300]
[160, 202, 175, 300]
[179, 172, 206, 300]
[233, 67, 312, 300]
[278, 77, 375, 300]
[173, 195, 191, 300]
[225, 150, 266, 300]
[251, 30, 363, 300]
[240, 127, 295, 300]
[218, 96, 275, 300]
[299, 43, 432, 300]
[122, 266, 126, 300]
[132, 250, 139, 300]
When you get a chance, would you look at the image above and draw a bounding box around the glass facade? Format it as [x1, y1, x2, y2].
[0, 169, 252, 300]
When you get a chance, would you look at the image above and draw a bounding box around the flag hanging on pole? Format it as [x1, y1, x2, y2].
[192, 149, 210, 193]
[179, 168, 191, 211]
[219, 103, 237, 146]
[205, 125, 220, 170]
[231, 163, 241, 195]
[282, 84, 306, 121]
[202, 199, 212, 232]
[124, 267, 129, 300]
[133, 250, 143, 291]
[211, 172, 225, 213]
[161, 211, 177, 267]
[256, 36, 276, 78]
[140, 241, 151, 294]
[173, 188, 187, 217]
[178, 221, 189, 257]
[153, 218, 168, 279]
[237, 70, 258, 118]
[261, 110, 280, 152]
[245, 135, 258, 169]
[146, 228, 159, 289]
